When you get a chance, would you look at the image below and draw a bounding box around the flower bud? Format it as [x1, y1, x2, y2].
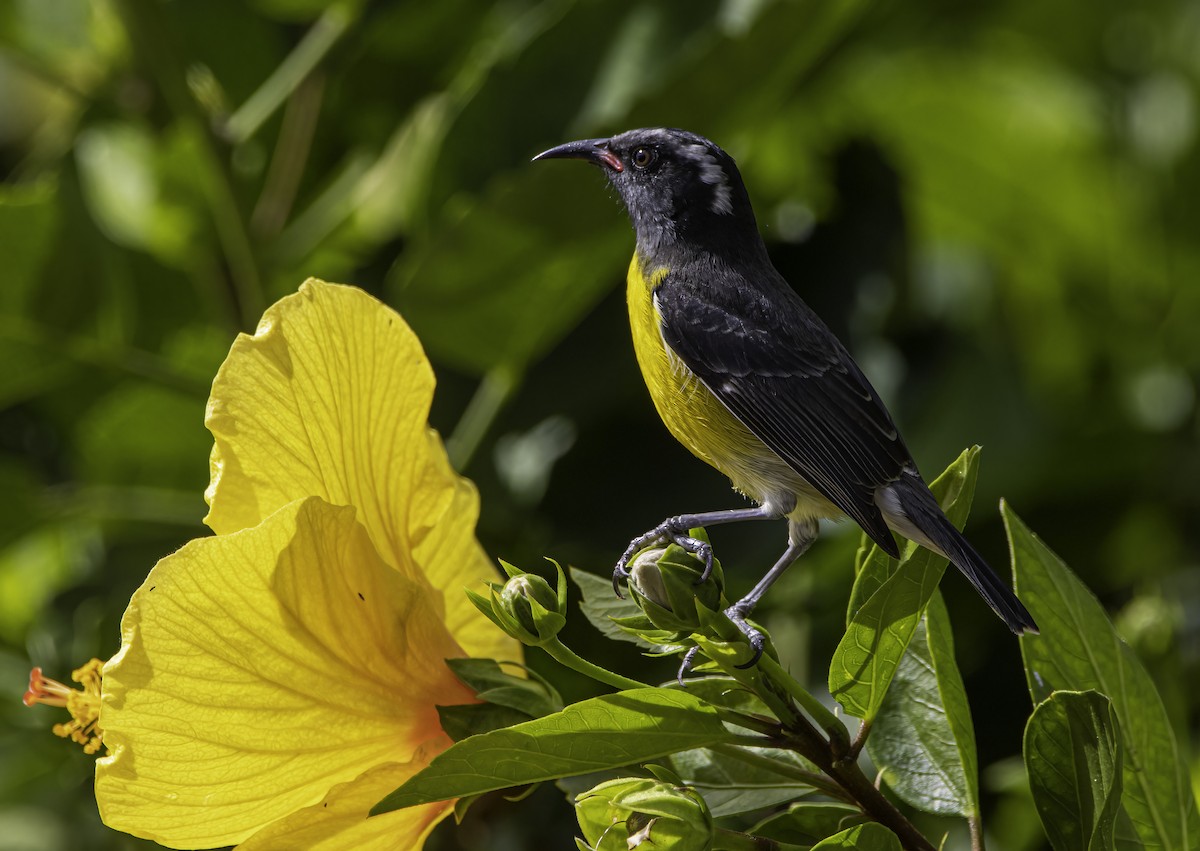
[467, 562, 567, 647]
[501, 574, 562, 636]
[575, 775, 713, 851]
[626, 537, 725, 634]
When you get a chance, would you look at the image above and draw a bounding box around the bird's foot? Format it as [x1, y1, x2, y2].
[726, 602, 766, 669]
[676, 646, 702, 685]
[612, 517, 713, 596]
[673, 603, 766, 683]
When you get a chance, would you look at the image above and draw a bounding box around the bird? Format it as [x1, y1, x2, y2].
[533, 127, 1037, 660]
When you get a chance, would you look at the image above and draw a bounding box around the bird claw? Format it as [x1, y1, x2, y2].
[676, 646, 701, 685]
[673, 605, 765, 684]
[611, 564, 631, 597]
[682, 537, 714, 583]
[726, 604, 766, 669]
[612, 517, 714, 595]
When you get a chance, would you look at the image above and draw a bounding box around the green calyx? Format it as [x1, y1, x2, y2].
[575, 770, 713, 851]
[625, 533, 726, 635]
[468, 561, 568, 647]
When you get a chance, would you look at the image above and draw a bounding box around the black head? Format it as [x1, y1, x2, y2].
[533, 127, 763, 262]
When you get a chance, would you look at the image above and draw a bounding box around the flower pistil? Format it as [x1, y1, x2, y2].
[24, 658, 105, 754]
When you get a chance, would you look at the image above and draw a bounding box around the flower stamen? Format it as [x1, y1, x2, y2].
[24, 659, 106, 755]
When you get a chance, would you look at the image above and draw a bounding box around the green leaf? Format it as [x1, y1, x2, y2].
[802, 49, 1167, 395]
[0, 326, 76, 409]
[663, 676, 770, 718]
[445, 657, 563, 717]
[474, 683, 563, 718]
[810, 822, 903, 851]
[829, 446, 980, 721]
[665, 746, 819, 818]
[76, 383, 210, 490]
[0, 521, 102, 643]
[751, 804, 868, 845]
[1024, 690, 1123, 851]
[371, 688, 739, 814]
[389, 168, 627, 375]
[627, 0, 871, 150]
[1004, 504, 1200, 851]
[867, 591, 979, 817]
[75, 122, 203, 266]
[437, 702, 535, 742]
[572, 566, 678, 652]
[0, 180, 57, 314]
[443, 657, 515, 692]
[0, 461, 44, 551]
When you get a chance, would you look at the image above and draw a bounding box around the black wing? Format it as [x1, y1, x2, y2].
[655, 269, 912, 556]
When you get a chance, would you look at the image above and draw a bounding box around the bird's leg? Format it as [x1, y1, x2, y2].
[675, 523, 817, 681]
[725, 518, 819, 670]
[613, 505, 780, 594]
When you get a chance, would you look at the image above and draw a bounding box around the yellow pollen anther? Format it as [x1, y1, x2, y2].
[24, 659, 106, 755]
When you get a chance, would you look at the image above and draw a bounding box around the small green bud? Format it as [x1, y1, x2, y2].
[626, 535, 725, 634]
[502, 574, 560, 633]
[466, 562, 567, 647]
[575, 775, 713, 851]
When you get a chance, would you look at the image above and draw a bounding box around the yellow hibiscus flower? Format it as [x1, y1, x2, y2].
[32, 279, 521, 849]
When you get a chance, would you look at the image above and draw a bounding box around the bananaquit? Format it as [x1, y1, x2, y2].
[534, 128, 1036, 657]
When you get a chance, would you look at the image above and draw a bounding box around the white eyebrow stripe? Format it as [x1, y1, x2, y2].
[681, 142, 733, 215]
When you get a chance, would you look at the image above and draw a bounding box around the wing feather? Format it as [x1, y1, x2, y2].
[654, 270, 912, 554]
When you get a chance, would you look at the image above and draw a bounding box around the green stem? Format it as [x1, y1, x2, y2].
[713, 710, 786, 738]
[969, 814, 985, 851]
[203, 139, 267, 326]
[691, 637, 804, 732]
[224, 4, 354, 144]
[847, 719, 871, 761]
[688, 633, 938, 848]
[693, 640, 934, 851]
[757, 654, 851, 756]
[267, 151, 372, 267]
[692, 636, 849, 756]
[250, 73, 325, 237]
[823, 757, 936, 851]
[541, 638, 649, 691]
[755, 711, 933, 851]
[447, 365, 520, 471]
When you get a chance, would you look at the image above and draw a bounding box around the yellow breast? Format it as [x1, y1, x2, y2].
[625, 254, 830, 517]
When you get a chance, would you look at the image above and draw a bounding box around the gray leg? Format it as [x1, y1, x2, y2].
[726, 518, 820, 668]
[733, 518, 820, 613]
[677, 518, 820, 679]
[614, 505, 781, 593]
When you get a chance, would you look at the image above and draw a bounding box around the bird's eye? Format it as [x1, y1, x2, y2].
[630, 146, 656, 170]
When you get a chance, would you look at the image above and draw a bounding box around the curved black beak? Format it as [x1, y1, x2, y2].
[532, 138, 623, 172]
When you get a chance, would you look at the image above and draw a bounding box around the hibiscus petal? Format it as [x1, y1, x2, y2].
[236, 761, 450, 851]
[98, 496, 471, 849]
[203, 278, 517, 663]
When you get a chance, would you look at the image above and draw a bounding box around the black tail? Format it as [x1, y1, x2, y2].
[890, 476, 1038, 635]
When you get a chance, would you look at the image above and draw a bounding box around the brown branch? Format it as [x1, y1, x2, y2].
[771, 713, 935, 851]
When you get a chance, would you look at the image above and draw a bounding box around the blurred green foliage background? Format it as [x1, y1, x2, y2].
[1, 0, 1197, 848]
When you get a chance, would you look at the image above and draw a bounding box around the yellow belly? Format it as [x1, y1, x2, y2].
[625, 255, 837, 520]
